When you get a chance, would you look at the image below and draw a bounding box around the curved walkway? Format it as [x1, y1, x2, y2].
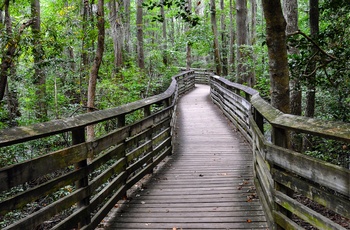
[106, 84, 268, 229]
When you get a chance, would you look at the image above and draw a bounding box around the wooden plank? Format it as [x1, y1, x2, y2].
[272, 168, 350, 219]
[273, 211, 304, 230]
[266, 143, 350, 197]
[251, 94, 350, 143]
[275, 191, 347, 230]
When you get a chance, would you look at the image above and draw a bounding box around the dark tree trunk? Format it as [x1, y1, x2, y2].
[136, 0, 145, 70]
[210, 0, 222, 75]
[283, 0, 302, 151]
[236, 0, 248, 84]
[220, 0, 228, 76]
[229, 0, 235, 74]
[303, 0, 319, 152]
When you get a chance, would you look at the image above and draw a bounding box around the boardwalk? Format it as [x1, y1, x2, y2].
[107, 84, 268, 229]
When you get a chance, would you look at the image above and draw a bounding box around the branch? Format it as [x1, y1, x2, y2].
[287, 30, 336, 60]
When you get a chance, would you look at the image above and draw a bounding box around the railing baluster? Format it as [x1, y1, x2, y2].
[72, 127, 90, 229]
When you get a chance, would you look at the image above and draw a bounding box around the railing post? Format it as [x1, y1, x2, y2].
[144, 105, 151, 117]
[117, 114, 126, 128]
[72, 127, 90, 229]
[272, 127, 294, 230]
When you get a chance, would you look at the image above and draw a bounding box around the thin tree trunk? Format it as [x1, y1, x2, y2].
[236, 0, 247, 84]
[210, 0, 222, 75]
[136, 0, 145, 70]
[229, 0, 235, 74]
[108, 0, 123, 76]
[220, 0, 228, 76]
[31, 0, 47, 121]
[87, 0, 105, 142]
[161, 1, 168, 66]
[249, 0, 256, 86]
[283, 0, 301, 151]
[124, 0, 131, 54]
[303, 0, 319, 152]
[80, 0, 90, 105]
[186, 0, 192, 70]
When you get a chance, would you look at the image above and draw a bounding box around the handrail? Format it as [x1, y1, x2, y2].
[205, 73, 350, 230]
[0, 71, 195, 229]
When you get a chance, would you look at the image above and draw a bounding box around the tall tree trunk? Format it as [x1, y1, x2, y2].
[161, 1, 168, 66]
[0, 0, 13, 102]
[284, 0, 301, 151]
[305, 0, 318, 118]
[220, 0, 228, 76]
[80, 0, 90, 105]
[124, 0, 131, 54]
[262, 0, 290, 148]
[186, 0, 192, 70]
[236, 0, 248, 84]
[136, 0, 145, 70]
[108, 0, 123, 76]
[210, 0, 222, 75]
[248, 0, 256, 86]
[303, 0, 319, 151]
[229, 0, 235, 74]
[87, 0, 105, 142]
[31, 0, 47, 121]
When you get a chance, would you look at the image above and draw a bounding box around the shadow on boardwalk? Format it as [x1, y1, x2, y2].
[103, 84, 268, 229]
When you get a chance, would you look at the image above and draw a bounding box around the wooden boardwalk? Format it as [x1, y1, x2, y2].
[106, 84, 268, 229]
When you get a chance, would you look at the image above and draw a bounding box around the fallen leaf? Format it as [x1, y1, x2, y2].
[247, 219, 252, 223]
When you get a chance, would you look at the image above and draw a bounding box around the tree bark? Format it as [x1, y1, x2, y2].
[248, 0, 256, 86]
[229, 0, 235, 74]
[262, 0, 290, 148]
[210, 0, 222, 75]
[31, 0, 47, 121]
[108, 0, 123, 76]
[305, 0, 319, 118]
[136, 0, 145, 70]
[283, 0, 301, 151]
[236, 0, 248, 84]
[220, 0, 228, 76]
[303, 0, 319, 152]
[161, 1, 168, 66]
[186, 0, 192, 70]
[87, 0, 105, 142]
[124, 0, 131, 54]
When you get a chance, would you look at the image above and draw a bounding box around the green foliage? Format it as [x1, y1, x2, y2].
[143, 0, 200, 27]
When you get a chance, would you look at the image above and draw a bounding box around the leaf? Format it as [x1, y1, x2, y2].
[247, 219, 252, 223]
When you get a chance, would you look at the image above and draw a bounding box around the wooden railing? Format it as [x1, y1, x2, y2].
[207, 73, 350, 230]
[0, 71, 195, 230]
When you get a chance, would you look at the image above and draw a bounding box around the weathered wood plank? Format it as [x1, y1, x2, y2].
[266, 143, 350, 197]
[275, 191, 347, 230]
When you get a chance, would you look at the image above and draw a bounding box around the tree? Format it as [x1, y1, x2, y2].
[262, 0, 290, 147]
[210, 0, 221, 75]
[161, 0, 168, 66]
[136, 0, 145, 70]
[108, 0, 123, 75]
[31, 0, 47, 121]
[236, 0, 247, 84]
[220, 0, 228, 76]
[186, 0, 192, 70]
[228, 0, 235, 74]
[283, 0, 301, 151]
[87, 0, 105, 141]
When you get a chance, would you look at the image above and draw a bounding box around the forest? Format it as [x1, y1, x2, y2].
[0, 0, 349, 165]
